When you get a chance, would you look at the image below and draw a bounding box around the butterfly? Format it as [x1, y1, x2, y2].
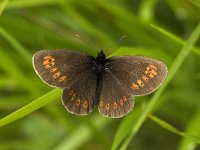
[32, 50, 167, 118]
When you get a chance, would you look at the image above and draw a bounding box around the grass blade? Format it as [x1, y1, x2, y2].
[60, 2, 114, 47]
[148, 114, 200, 144]
[6, 0, 63, 9]
[148, 114, 182, 135]
[0, 0, 9, 15]
[189, 0, 200, 8]
[54, 116, 110, 150]
[0, 26, 32, 64]
[151, 24, 200, 57]
[138, 0, 157, 22]
[178, 109, 200, 150]
[0, 89, 62, 127]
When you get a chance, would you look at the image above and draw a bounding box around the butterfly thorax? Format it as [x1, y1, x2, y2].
[94, 51, 107, 72]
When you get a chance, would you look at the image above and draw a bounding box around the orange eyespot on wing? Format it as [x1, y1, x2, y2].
[131, 83, 139, 90]
[120, 99, 124, 106]
[142, 75, 149, 82]
[43, 56, 55, 68]
[50, 68, 58, 73]
[122, 96, 127, 102]
[83, 100, 88, 109]
[137, 79, 144, 87]
[113, 102, 118, 110]
[59, 76, 67, 82]
[53, 72, 61, 78]
[149, 64, 157, 70]
[75, 99, 80, 106]
[105, 103, 110, 110]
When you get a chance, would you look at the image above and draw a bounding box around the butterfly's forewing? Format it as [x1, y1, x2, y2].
[33, 50, 92, 88]
[33, 50, 96, 115]
[98, 56, 167, 118]
[109, 56, 167, 96]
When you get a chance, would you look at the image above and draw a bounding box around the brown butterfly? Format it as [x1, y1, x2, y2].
[32, 50, 167, 118]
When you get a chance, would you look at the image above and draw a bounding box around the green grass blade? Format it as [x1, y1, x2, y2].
[6, 0, 63, 9]
[0, 0, 9, 15]
[60, 2, 114, 47]
[111, 22, 200, 150]
[138, 0, 157, 22]
[0, 89, 62, 127]
[111, 107, 142, 150]
[181, 134, 200, 146]
[54, 116, 110, 150]
[148, 114, 200, 144]
[0, 47, 39, 95]
[0, 26, 32, 64]
[189, 0, 200, 8]
[151, 24, 200, 57]
[96, 1, 160, 47]
[178, 109, 200, 150]
[148, 114, 182, 135]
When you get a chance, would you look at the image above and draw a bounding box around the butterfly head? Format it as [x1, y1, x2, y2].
[90, 50, 109, 74]
[96, 50, 106, 61]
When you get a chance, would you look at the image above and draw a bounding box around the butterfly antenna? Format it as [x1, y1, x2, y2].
[75, 34, 99, 54]
[104, 35, 128, 56]
[119, 35, 127, 42]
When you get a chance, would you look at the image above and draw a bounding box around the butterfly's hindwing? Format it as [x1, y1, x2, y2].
[62, 67, 96, 115]
[98, 71, 134, 118]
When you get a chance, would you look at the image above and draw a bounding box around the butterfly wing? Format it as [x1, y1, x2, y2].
[62, 68, 97, 115]
[109, 56, 167, 96]
[33, 50, 93, 88]
[98, 71, 135, 118]
[98, 56, 167, 118]
[33, 50, 97, 115]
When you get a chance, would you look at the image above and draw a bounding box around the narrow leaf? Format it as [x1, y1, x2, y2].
[0, 26, 32, 64]
[0, 0, 9, 15]
[0, 89, 62, 127]
[151, 24, 200, 57]
[148, 114, 200, 145]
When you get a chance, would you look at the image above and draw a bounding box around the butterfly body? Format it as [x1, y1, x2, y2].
[33, 50, 167, 118]
[91, 51, 111, 105]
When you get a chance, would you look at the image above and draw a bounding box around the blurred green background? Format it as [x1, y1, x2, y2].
[0, 0, 200, 150]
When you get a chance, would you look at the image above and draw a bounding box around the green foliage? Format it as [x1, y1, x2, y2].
[148, 114, 200, 145]
[0, 89, 62, 127]
[0, 0, 200, 150]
